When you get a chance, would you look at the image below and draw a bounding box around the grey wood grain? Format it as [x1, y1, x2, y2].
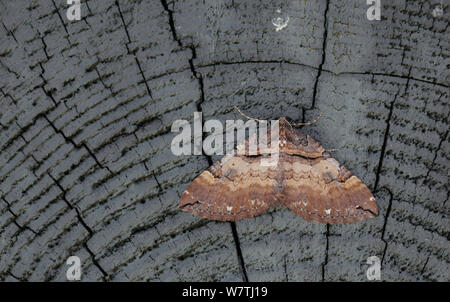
[0, 0, 448, 281]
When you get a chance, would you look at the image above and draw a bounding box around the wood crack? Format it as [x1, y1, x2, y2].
[321, 223, 330, 281]
[160, 0, 249, 281]
[115, 0, 153, 99]
[43, 114, 114, 175]
[379, 187, 394, 267]
[373, 67, 412, 192]
[302, 0, 329, 123]
[48, 174, 109, 280]
[424, 129, 448, 184]
[1, 196, 39, 236]
[230, 222, 249, 282]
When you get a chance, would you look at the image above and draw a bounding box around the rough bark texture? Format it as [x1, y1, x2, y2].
[0, 0, 448, 281]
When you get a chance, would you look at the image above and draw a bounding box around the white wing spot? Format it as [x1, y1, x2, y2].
[227, 206, 233, 212]
[325, 209, 331, 215]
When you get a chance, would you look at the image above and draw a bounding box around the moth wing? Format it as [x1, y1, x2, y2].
[281, 154, 377, 224]
[179, 152, 280, 221]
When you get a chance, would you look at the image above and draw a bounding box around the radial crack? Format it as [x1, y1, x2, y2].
[38, 62, 58, 106]
[373, 95, 396, 192]
[43, 114, 113, 174]
[321, 223, 330, 281]
[1, 197, 39, 236]
[2, 22, 18, 43]
[160, 0, 248, 281]
[115, 0, 153, 99]
[302, 0, 329, 123]
[230, 222, 249, 282]
[160, 0, 181, 46]
[373, 67, 412, 191]
[49, 174, 109, 280]
[379, 187, 393, 267]
[7, 271, 25, 281]
[50, 0, 71, 46]
[424, 130, 448, 183]
[283, 256, 289, 281]
[84, 242, 109, 280]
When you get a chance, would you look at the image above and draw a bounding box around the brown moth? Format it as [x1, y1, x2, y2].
[179, 117, 378, 224]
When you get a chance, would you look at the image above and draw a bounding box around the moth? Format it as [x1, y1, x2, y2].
[179, 117, 378, 224]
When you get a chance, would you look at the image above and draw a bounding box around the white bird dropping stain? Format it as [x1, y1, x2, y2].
[272, 9, 289, 32]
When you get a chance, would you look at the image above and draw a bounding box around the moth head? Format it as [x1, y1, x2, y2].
[277, 117, 292, 128]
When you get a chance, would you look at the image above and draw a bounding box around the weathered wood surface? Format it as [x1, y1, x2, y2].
[0, 0, 448, 281]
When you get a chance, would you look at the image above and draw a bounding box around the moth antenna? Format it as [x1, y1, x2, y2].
[326, 148, 339, 152]
[234, 106, 266, 123]
[291, 112, 322, 127]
